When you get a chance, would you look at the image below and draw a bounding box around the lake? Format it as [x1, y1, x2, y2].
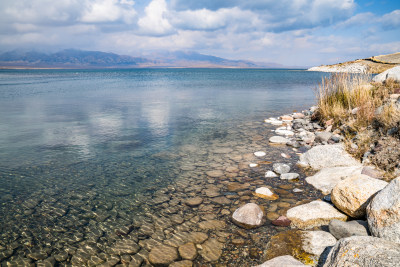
[0, 69, 326, 266]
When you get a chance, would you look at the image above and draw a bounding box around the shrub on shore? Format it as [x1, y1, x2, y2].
[315, 73, 400, 176]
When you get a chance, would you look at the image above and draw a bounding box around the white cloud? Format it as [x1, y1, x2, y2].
[81, 0, 137, 24]
[380, 10, 400, 30]
[137, 0, 174, 36]
[169, 7, 255, 31]
[336, 12, 376, 28]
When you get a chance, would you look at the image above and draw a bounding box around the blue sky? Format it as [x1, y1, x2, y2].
[0, 0, 399, 66]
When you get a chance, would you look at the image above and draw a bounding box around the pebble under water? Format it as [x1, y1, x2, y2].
[0, 69, 326, 266]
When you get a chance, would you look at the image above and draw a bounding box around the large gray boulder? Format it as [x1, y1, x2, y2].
[306, 166, 363, 195]
[323, 236, 400, 267]
[286, 200, 348, 230]
[232, 203, 264, 229]
[373, 66, 400, 83]
[298, 144, 361, 170]
[255, 255, 305, 267]
[331, 175, 388, 218]
[328, 219, 369, 240]
[367, 177, 400, 244]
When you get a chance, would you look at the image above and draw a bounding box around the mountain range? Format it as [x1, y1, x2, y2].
[0, 49, 291, 69]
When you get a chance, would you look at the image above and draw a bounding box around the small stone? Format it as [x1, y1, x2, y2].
[265, 171, 278, 178]
[271, 216, 291, 227]
[198, 220, 226, 230]
[185, 197, 203, 207]
[280, 173, 299, 180]
[148, 245, 178, 266]
[169, 260, 193, 267]
[266, 212, 280, 221]
[206, 170, 224, 178]
[249, 163, 258, 168]
[254, 151, 266, 157]
[293, 188, 303, 193]
[178, 242, 197, 260]
[254, 187, 279, 200]
[280, 115, 293, 121]
[269, 136, 290, 144]
[198, 239, 223, 262]
[273, 163, 290, 174]
[232, 203, 265, 229]
[231, 238, 245, 246]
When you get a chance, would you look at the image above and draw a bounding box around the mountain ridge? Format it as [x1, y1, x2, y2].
[0, 49, 297, 69]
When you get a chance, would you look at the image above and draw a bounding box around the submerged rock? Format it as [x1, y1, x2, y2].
[264, 230, 336, 266]
[286, 200, 348, 230]
[269, 136, 290, 144]
[265, 171, 278, 178]
[198, 238, 223, 262]
[273, 163, 290, 174]
[280, 173, 299, 180]
[331, 175, 387, 218]
[148, 245, 178, 266]
[367, 177, 400, 244]
[254, 187, 279, 200]
[232, 203, 264, 229]
[323, 236, 400, 267]
[298, 144, 361, 170]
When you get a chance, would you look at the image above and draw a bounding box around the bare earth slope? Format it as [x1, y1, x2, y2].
[308, 52, 400, 74]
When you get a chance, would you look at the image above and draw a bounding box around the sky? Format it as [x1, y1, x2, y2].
[0, 0, 399, 66]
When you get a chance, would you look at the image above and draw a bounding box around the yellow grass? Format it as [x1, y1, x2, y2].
[315, 73, 381, 129]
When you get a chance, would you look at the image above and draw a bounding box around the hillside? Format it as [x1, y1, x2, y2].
[0, 49, 287, 69]
[308, 52, 400, 74]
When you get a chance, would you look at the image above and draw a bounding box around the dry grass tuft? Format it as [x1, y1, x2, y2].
[315, 73, 383, 130]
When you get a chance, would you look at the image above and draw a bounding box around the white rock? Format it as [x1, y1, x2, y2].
[280, 173, 299, 180]
[264, 118, 283, 126]
[254, 151, 266, 157]
[275, 129, 295, 136]
[293, 188, 303, 193]
[273, 163, 290, 174]
[331, 174, 388, 218]
[232, 203, 264, 229]
[373, 66, 400, 83]
[255, 255, 305, 267]
[265, 171, 278, 178]
[269, 136, 290, 144]
[249, 163, 258, 168]
[305, 166, 363, 195]
[298, 144, 361, 170]
[301, 231, 337, 256]
[255, 187, 274, 196]
[286, 200, 348, 230]
[367, 177, 400, 244]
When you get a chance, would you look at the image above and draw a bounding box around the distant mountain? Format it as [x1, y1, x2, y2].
[0, 49, 290, 69]
[0, 49, 149, 68]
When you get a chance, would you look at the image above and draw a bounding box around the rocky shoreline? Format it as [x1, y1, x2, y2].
[254, 87, 400, 266]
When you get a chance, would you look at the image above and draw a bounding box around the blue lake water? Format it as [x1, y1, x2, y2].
[0, 69, 326, 266]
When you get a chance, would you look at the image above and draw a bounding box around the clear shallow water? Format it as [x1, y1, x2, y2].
[0, 69, 325, 266]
